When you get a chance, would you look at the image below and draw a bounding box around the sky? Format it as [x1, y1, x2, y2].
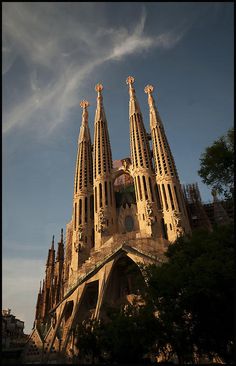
[2, 2, 234, 333]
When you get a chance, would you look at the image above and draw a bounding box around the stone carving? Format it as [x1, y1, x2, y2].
[144, 84, 154, 94]
[176, 227, 184, 238]
[80, 100, 89, 109]
[74, 242, 81, 253]
[78, 226, 83, 241]
[173, 210, 182, 226]
[98, 208, 106, 233]
[146, 200, 155, 226]
[74, 226, 84, 252]
[95, 83, 103, 92]
[126, 76, 135, 85]
[173, 210, 184, 237]
[121, 158, 131, 172]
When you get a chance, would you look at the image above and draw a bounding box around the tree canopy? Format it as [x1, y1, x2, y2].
[75, 224, 234, 364]
[198, 127, 234, 199]
[143, 224, 235, 363]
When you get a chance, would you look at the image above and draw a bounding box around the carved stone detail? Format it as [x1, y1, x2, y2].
[98, 208, 107, 233]
[121, 158, 131, 172]
[144, 84, 154, 94]
[80, 100, 89, 109]
[146, 200, 155, 226]
[126, 76, 135, 85]
[95, 83, 103, 92]
[172, 210, 184, 238]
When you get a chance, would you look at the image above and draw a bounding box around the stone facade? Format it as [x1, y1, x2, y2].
[22, 77, 192, 364]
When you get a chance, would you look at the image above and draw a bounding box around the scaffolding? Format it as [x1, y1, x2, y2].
[182, 183, 212, 232]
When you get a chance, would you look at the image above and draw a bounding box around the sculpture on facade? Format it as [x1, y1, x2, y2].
[146, 200, 155, 226]
[98, 208, 107, 233]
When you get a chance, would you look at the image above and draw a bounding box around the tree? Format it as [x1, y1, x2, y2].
[76, 304, 159, 364]
[74, 319, 102, 364]
[143, 224, 235, 363]
[75, 225, 234, 364]
[198, 128, 234, 199]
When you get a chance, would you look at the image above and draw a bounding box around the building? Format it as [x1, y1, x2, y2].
[2, 309, 28, 364]
[23, 76, 226, 364]
[183, 183, 233, 231]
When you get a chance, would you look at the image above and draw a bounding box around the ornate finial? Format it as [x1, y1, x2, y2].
[80, 100, 89, 109]
[126, 76, 135, 85]
[61, 228, 63, 242]
[95, 83, 103, 92]
[52, 235, 54, 244]
[144, 84, 154, 94]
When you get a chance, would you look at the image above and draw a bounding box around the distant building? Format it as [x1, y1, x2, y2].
[183, 183, 233, 231]
[2, 309, 28, 364]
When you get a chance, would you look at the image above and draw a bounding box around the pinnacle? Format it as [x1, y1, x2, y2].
[95, 83, 103, 92]
[51, 235, 54, 249]
[80, 100, 89, 109]
[126, 76, 135, 85]
[144, 84, 154, 94]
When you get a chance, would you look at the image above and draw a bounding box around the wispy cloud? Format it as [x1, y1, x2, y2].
[2, 3, 186, 135]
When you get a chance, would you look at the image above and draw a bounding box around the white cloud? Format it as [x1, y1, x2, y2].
[2, 3, 186, 136]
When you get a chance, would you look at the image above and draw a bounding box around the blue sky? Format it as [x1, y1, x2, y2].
[2, 2, 234, 333]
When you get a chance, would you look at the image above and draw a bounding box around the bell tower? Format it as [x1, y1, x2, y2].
[93, 83, 116, 248]
[70, 100, 94, 275]
[126, 76, 163, 238]
[144, 84, 191, 241]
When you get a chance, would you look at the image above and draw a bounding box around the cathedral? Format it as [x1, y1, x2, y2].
[22, 76, 192, 363]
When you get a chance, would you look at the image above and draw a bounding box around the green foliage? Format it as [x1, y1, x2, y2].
[74, 319, 101, 363]
[76, 304, 158, 364]
[76, 225, 234, 364]
[143, 224, 235, 363]
[198, 127, 234, 199]
[100, 304, 158, 363]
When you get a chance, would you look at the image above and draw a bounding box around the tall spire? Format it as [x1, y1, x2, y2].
[35, 281, 43, 325]
[93, 83, 116, 248]
[126, 76, 163, 239]
[145, 84, 191, 241]
[126, 76, 153, 170]
[54, 229, 65, 306]
[144, 85, 178, 179]
[56, 228, 64, 262]
[126, 76, 142, 116]
[94, 83, 107, 122]
[51, 235, 54, 250]
[94, 83, 113, 178]
[74, 100, 93, 195]
[47, 235, 55, 266]
[70, 99, 94, 276]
